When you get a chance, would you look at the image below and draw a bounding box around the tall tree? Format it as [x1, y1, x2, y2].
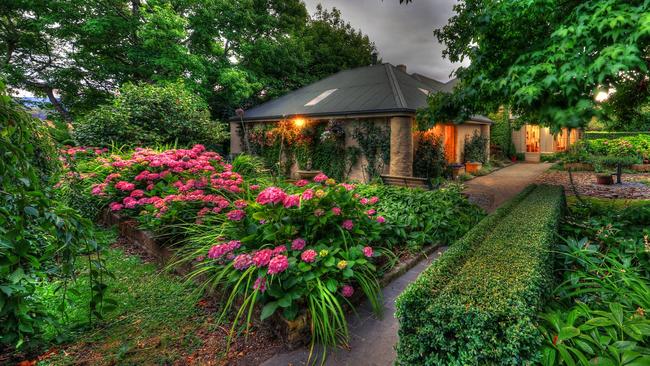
[1, 0, 377, 121]
[416, 0, 650, 129]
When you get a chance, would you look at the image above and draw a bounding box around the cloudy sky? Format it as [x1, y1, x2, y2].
[302, 0, 467, 82]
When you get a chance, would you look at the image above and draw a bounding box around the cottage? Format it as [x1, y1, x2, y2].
[512, 125, 581, 162]
[230, 63, 492, 182]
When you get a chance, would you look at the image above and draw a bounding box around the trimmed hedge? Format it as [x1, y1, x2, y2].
[584, 131, 650, 140]
[396, 184, 565, 366]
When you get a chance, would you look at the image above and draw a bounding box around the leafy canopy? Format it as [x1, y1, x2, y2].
[420, 0, 650, 129]
[0, 0, 377, 120]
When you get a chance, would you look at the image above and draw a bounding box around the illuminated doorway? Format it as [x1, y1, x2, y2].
[526, 125, 540, 153]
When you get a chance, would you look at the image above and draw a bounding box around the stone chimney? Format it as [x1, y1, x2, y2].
[396, 64, 407, 73]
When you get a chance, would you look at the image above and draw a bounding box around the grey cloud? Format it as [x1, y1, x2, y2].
[302, 0, 469, 82]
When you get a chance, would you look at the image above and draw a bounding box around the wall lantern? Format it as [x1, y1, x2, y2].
[293, 117, 306, 128]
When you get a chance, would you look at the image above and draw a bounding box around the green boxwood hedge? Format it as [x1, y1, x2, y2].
[395, 184, 565, 366]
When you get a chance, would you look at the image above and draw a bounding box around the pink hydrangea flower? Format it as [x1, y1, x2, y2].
[256, 187, 287, 205]
[331, 207, 342, 216]
[313, 173, 328, 182]
[283, 194, 300, 208]
[267, 255, 289, 275]
[301, 249, 317, 263]
[115, 181, 135, 191]
[294, 179, 309, 187]
[109, 202, 123, 211]
[340, 183, 355, 191]
[146, 183, 155, 191]
[233, 254, 253, 270]
[301, 189, 314, 201]
[363, 246, 374, 257]
[369, 196, 379, 204]
[250, 184, 260, 191]
[291, 238, 306, 250]
[273, 245, 287, 255]
[122, 196, 137, 209]
[254, 277, 267, 293]
[208, 240, 241, 259]
[253, 249, 273, 266]
[360, 197, 369, 205]
[227, 209, 246, 221]
[91, 183, 107, 196]
[342, 220, 354, 230]
[366, 209, 376, 216]
[234, 199, 248, 209]
[376, 216, 386, 223]
[341, 285, 354, 298]
[130, 189, 144, 198]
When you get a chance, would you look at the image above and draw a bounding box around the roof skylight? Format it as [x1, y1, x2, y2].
[304, 89, 337, 106]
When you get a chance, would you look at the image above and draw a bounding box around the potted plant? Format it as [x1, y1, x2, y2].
[596, 173, 614, 185]
[449, 163, 466, 179]
[465, 161, 483, 174]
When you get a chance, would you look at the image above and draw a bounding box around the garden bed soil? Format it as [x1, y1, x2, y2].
[535, 171, 650, 199]
[631, 164, 650, 172]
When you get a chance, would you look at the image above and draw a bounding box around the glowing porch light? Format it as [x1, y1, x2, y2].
[293, 117, 306, 128]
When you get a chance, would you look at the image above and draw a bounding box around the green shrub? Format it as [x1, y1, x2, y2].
[584, 131, 650, 140]
[355, 184, 485, 251]
[396, 185, 565, 366]
[463, 130, 488, 163]
[413, 130, 447, 179]
[73, 82, 228, 148]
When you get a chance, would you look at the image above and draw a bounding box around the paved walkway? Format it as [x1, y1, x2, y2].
[464, 163, 551, 212]
[261, 163, 550, 365]
[261, 248, 447, 366]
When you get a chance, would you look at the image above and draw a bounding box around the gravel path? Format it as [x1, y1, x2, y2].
[535, 171, 650, 199]
[463, 163, 552, 212]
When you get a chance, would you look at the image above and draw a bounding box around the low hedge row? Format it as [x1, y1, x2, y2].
[584, 131, 650, 140]
[395, 184, 565, 366]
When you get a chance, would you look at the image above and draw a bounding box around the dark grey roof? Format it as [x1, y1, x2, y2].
[411, 73, 458, 93]
[234, 63, 491, 124]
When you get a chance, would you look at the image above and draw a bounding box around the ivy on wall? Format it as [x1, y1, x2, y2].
[488, 107, 515, 159]
[245, 119, 360, 181]
[353, 121, 390, 180]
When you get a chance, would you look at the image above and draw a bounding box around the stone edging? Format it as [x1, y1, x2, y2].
[379, 244, 441, 288]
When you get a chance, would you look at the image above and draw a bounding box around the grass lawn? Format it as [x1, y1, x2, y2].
[32, 227, 283, 365]
[36, 228, 205, 365]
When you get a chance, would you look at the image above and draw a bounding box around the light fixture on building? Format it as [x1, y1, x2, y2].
[293, 117, 306, 128]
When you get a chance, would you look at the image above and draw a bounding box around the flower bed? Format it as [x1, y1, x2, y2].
[396, 185, 565, 365]
[73, 145, 484, 357]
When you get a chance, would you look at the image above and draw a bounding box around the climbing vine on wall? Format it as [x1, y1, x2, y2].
[245, 120, 360, 180]
[353, 121, 390, 180]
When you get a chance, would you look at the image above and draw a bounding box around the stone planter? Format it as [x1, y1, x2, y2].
[631, 164, 650, 172]
[564, 162, 594, 171]
[465, 162, 482, 175]
[450, 164, 465, 180]
[596, 174, 614, 185]
[271, 312, 311, 350]
[296, 170, 321, 180]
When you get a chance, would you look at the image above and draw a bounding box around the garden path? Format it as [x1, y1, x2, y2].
[463, 162, 552, 212]
[260, 247, 447, 366]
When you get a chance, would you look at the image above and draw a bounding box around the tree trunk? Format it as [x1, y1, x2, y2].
[44, 87, 71, 122]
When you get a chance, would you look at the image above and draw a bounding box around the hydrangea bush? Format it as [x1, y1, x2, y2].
[81, 146, 390, 354]
[87, 144, 250, 230]
[183, 172, 390, 354]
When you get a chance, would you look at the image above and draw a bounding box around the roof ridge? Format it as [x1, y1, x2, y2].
[385, 64, 407, 109]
